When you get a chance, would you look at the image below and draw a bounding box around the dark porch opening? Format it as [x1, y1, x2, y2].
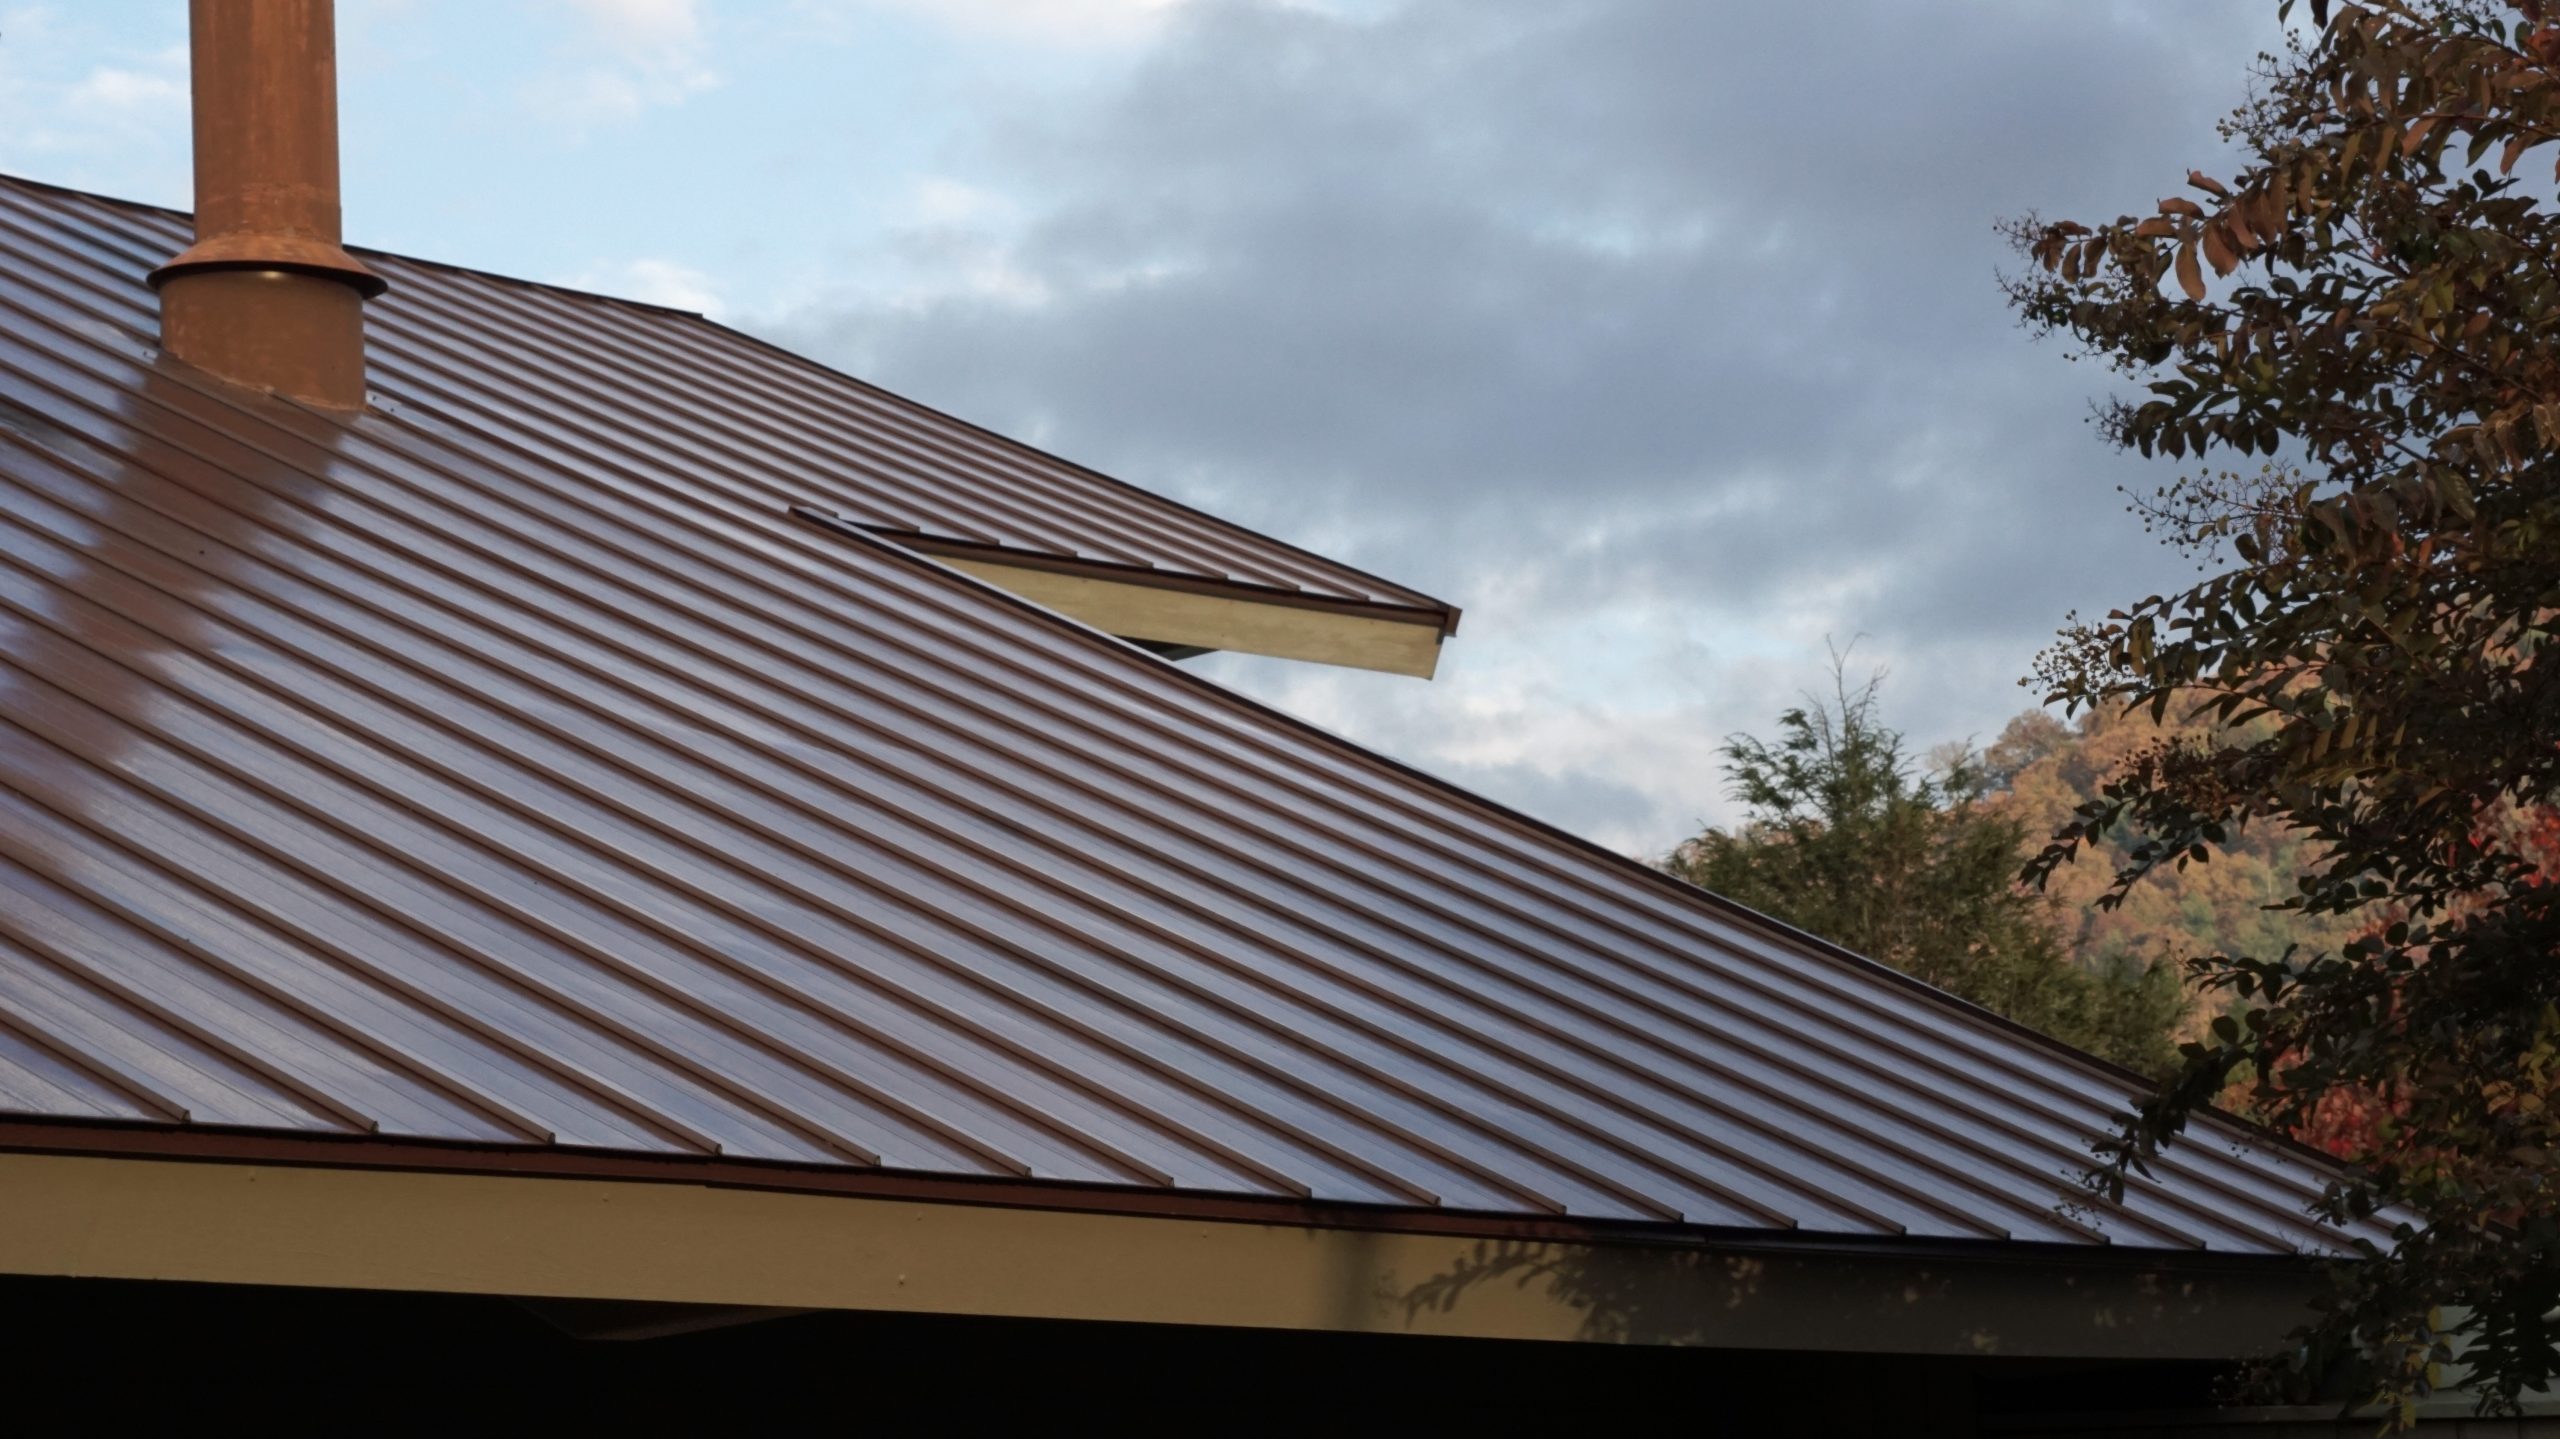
[1, 1272, 2238, 1432]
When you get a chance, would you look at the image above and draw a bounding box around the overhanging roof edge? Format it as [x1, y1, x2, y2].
[0, 1116, 2342, 1270]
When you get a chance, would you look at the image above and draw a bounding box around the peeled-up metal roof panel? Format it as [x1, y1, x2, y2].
[0, 172, 2371, 1254]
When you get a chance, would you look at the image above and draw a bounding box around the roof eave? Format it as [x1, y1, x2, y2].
[0, 1128, 2333, 1361]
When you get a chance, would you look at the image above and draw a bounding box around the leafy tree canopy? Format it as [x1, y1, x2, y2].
[1987, 698, 2365, 983]
[2007, 0, 2560, 1417]
[1666, 672, 2185, 1076]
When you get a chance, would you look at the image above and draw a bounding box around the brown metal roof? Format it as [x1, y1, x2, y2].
[2, 176, 1452, 630]
[0, 173, 2368, 1256]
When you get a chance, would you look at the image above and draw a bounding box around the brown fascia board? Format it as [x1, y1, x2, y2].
[0, 1123, 2328, 1362]
[0, 1116, 2326, 1275]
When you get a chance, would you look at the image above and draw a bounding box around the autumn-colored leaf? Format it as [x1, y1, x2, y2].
[2201, 222, 2240, 277]
[2174, 238, 2207, 299]
[2226, 204, 2258, 251]
[2001, 0, 2560, 1414]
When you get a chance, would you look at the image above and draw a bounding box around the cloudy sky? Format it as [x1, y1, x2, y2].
[0, 0, 2282, 856]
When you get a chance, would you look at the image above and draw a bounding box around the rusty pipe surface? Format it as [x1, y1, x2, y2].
[152, 0, 383, 409]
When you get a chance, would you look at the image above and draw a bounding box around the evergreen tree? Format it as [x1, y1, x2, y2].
[1666, 672, 2185, 1076]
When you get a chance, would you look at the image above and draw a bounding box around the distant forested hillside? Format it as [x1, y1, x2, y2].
[1981, 700, 2362, 1008]
[1661, 682, 2549, 1084]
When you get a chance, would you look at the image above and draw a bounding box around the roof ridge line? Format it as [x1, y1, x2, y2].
[687, 309, 1464, 621]
[1, 171, 1461, 619]
[0, 171, 708, 320]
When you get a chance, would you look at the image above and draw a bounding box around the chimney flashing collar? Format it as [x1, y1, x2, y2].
[151, 231, 388, 298]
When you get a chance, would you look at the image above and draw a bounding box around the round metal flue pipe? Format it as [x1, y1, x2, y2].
[151, 0, 385, 410]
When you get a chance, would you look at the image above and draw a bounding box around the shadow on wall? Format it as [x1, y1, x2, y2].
[1382, 1232, 2328, 1366]
[1399, 1238, 1779, 1347]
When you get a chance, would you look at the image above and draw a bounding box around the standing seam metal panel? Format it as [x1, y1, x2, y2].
[0, 174, 2376, 1253]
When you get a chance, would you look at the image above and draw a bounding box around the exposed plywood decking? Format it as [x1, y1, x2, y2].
[938, 556, 1447, 678]
[0, 1151, 2320, 1360]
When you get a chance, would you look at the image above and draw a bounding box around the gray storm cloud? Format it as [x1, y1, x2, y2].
[764, 0, 2284, 853]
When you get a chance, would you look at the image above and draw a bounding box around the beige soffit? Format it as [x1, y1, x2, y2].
[0, 1150, 2317, 1360]
[936, 558, 1446, 678]
[799, 512, 1454, 678]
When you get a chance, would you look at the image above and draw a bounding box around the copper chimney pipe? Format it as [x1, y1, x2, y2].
[150, 0, 384, 410]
